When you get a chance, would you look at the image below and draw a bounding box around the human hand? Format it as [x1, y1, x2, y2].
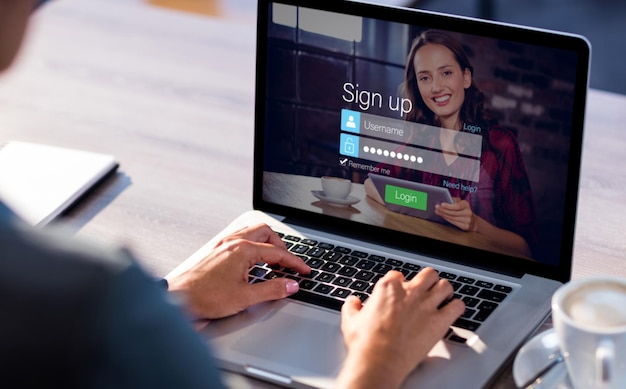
[166, 223, 310, 320]
[337, 268, 465, 389]
[435, 197, 477, 232]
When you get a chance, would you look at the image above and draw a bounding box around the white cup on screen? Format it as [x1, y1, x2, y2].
[320, 176, 351, 200]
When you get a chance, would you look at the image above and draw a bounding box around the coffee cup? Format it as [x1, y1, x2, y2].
[321, 176, 351, 199]
[551, 276, 626, 389]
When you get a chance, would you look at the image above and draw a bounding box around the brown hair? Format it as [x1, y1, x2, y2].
[403, 30, 489, 130]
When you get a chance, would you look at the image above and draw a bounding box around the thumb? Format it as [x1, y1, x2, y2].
[341, 295, 362, 319]
[245, 278, 300, 306]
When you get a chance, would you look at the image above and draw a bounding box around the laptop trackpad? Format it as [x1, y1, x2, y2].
[231, 305, 345, 375]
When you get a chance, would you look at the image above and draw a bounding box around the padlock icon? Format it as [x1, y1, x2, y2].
[344, 137, 355, 154]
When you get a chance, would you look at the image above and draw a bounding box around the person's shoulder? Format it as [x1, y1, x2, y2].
[0, 221, 135, 287]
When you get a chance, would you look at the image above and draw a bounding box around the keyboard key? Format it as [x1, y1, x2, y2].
[350, 280, 369, 291]
[338, 266, 358, 277]
[477, 289, 508, 302]
[313, 284, 334, 295]
[474, 301, 499, 322]
[458, 276, 475, 284]
[352, 251, 368, 258]
[301, 239, 318, 246]
[306, 247, 325, 258]
[332, 276, 352, 287]
[356, 259, 375, 270]
[476, 281, 494, 288]
[403, 263, 421, 271]
[372, 263, 393, 274]
[316, 272, 335, 283]
[321, 262, 342, 273]
[331, 288, 351, 299]
[385, 258, 403, 267]
[462, 297, 480, 308]
[300, 280, 317, 290]
[299, 270, 319, 279]
[318, 242, 334, 250]
[334, 246, 351, 254]
[289, 244, 309, 254]
[478, 300, 499, 311]
[284, 235, 301, 242]
[339, 256, 359, 266]
[448, 334, 468, 343]
[306, 258, 324, 269]
[290, 290, 342, 311]
[369, 254, 386, 262]
[249, 266, 267, 278]
[459, 285, 480, 296]
[462, 308, 477, 319]
[439, 272, 457, 280]
[323, 251, 343, 261]
[494, 285, 513, 293]
[354, 270, 375, 281]
[264, 272, 280, 280]
[453, 318, 481, 331]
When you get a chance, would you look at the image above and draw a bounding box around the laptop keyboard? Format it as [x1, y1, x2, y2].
[248, 232, 514, 342]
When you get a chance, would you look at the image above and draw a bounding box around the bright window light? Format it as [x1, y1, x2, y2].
[272, 4, 363, 42]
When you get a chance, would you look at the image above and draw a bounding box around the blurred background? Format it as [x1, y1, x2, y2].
[148, 0, 626, 95]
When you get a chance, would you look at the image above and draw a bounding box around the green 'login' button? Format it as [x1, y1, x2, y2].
[385, 185, 427, 210]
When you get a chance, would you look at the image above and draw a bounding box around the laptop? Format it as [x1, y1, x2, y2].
[167, 0, 590, 387]
[368, 173, 453, 223]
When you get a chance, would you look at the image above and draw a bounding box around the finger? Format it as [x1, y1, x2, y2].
[436, 205, 469, 218]
[371, 270, 405, 294]
[408, 267, 440, 291]
[428, 279, 455, 304]
[436, 202, 459, 211]
[341, 295, 363, 319]
[243, 278, 300, 307]
[438, 298, 465, 322]
[250, 242, 311, 274]
[237, 223, 287, 248]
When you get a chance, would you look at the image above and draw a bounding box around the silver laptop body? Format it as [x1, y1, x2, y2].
[168, 1, 590, 387]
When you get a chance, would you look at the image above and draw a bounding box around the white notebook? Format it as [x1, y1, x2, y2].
[0, 141, 119, 227]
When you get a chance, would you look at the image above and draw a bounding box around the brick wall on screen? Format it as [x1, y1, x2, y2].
[265, 20, 578, 261]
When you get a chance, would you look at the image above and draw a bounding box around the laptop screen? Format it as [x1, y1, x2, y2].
[255, 0, 589, 281]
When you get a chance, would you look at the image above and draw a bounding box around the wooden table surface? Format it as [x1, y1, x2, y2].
[1, 0, 625, 387]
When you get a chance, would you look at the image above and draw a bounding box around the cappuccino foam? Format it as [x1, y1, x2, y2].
[564, 284, 626, 328]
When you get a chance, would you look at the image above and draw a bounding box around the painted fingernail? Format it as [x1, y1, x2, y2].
[286, 280, 299, 294]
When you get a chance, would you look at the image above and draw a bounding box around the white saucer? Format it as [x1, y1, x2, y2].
[513, 329, 572, 388]
[311, 190, 360, 206]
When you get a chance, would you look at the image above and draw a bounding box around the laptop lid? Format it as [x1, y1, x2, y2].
[253, 0, 589, 284]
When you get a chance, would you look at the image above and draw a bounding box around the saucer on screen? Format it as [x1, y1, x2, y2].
[311, 190, 360, 206]
[513, 329, 573, 389]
